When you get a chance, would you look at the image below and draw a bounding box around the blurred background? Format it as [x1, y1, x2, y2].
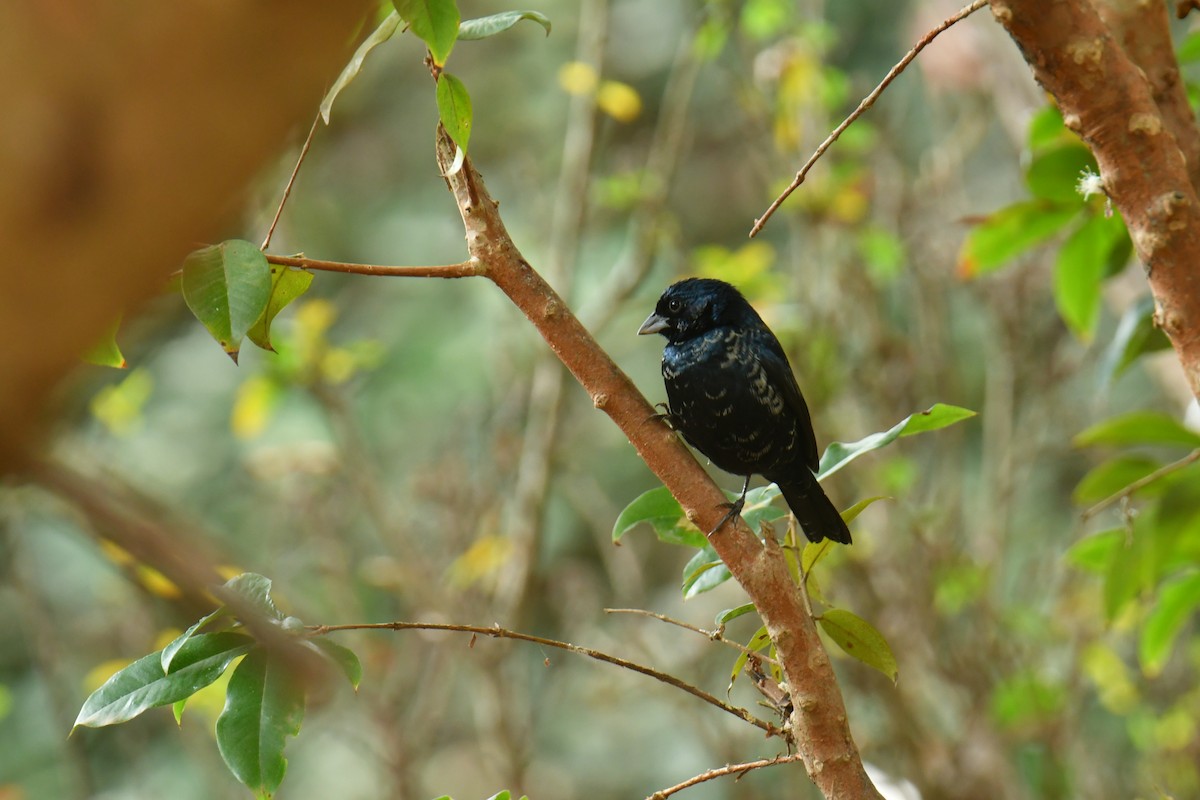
[3, 1, 1199, 798]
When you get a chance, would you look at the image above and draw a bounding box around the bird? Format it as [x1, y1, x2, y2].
[638, 278, 851, 544]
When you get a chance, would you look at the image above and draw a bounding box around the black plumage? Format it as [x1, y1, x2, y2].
[638, 278, 851, 544]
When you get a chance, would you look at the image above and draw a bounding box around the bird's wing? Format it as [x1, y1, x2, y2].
[756, 338, 820, 472]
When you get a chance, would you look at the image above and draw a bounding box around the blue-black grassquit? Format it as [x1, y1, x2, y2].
[639, 278, 851, 544]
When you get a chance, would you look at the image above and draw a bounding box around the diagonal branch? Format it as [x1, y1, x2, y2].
[432, 124, 882, 799]
[749, 0, 987, 238]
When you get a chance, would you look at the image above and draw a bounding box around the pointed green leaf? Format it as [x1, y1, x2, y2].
[612, 486, 705, 548]
[1073, 411, 1200, 449]
[1054, 214, 1120, 340]
[958, 202, 1078, 277]
[308, 638, 362, 690]
[216, 649, 306, 798]
[1100, 294, 1171, 382]
[818, 404, 976, 479]
[728, 626, 771, 692]
[1140, 571, 1200, 676]
[221, 573, 285, 621]
[182, 240, 272, 361]
[247, 265, 314, 352]
[817, 608, 898, 682]
[436, 72, 472, 152]
[83, 317, 126, 368]
[393, 0, 459, 66]
[321, 11, 402, 124]
[715, 603, 757, 627]
[74, 632, 253, 729]
[682, 545, 731, 598]
[1064, 529, 1123, 574]
[459, 11, 551, 40]
[162, 607, 230, 673]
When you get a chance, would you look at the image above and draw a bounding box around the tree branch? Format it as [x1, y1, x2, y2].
[1081, 447, 1200, 520]
[309, 621, 782, 736]
[991, 0, 1200, 402]
[749, 0, 988, 238]
[646, 753, 805, 800]
[265, 253, 480, 278]
[432, 124, 881, 799]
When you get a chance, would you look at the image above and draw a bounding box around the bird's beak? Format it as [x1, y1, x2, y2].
[638, 312, 669, 336]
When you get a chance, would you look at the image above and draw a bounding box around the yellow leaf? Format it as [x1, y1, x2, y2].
[597, 80, 642, 122]
[446, 534, 514, 587]
[231, 376, 281, 440]
[90, 368, 153, 435]
[558, 61, 598, 95]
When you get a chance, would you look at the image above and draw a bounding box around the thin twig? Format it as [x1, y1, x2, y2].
[604, 607, 781, 666]
[310, 621, 783, 737]
[261, 113, 322, 251]
[1081, 448, 1200, 520]
[647, 753, 804, 800]
[749, 0, 988, 238]
[265, 253, 481, 278]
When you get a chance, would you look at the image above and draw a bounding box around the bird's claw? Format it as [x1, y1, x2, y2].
[648, 402, 678, 430]
[708, 496, 745, 536]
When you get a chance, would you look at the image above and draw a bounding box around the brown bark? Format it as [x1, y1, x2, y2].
[0, 2, 374, 466]
[991, 0, 1200, 401]
[433, 126, 883, 800]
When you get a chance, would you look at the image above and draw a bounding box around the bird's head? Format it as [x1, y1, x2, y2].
[637, 278, 750, 343]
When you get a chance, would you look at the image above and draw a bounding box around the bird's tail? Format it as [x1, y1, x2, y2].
[768, 469, 852, 545]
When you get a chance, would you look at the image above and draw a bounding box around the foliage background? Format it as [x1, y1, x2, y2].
[3, 1, 1199, 798]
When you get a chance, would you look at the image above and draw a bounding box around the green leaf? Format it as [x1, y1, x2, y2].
[1072, 456, 1162, 506]
[1026, 144, 1096, 204]
[162, 607, 229, 673]
[1073, 411, 1200, 449]
[817, 608, 898, 682]
[1178, 31, 1200, 63]
[715, 603, 757, 627]
[308, 638, 362, 690]
[818, 404, 976, 479]
[1064, 529, 1123, 574]
[458, 11, 551, 40]
[728, 625, 772, 692]
[1027, 104, 1068, 151]
[83, 317, 126, 368]
[393, 0, 459, 66]
[739, 484, 788, 533]
[216, 649, 306, 798]
[74, 632, 253, 729]
[1104, 515, 1159, 621]
[682, 545, 732, 598]
[247, 265, 314, 352]
[840, 495, 889, 524]
[1140, 571, 1200, 677]
[222, 573, 285, 621]
[1100, 294, 1171, 383]
[182, 240, 272, 362]
[1055, 214, 1123, 340]
[436, 72, 472, 152]
[612, 487, 705, 549]
[990, 671, 1065, 729]
[957, 201, 1078, 276]
[321, 11, 402, 124]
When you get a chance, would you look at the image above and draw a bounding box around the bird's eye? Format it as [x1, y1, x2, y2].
[667, 298, 682, 313]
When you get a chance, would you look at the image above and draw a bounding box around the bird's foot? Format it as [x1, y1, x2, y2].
[648, 402, 678, 430]
[708, 496, 745, 536]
